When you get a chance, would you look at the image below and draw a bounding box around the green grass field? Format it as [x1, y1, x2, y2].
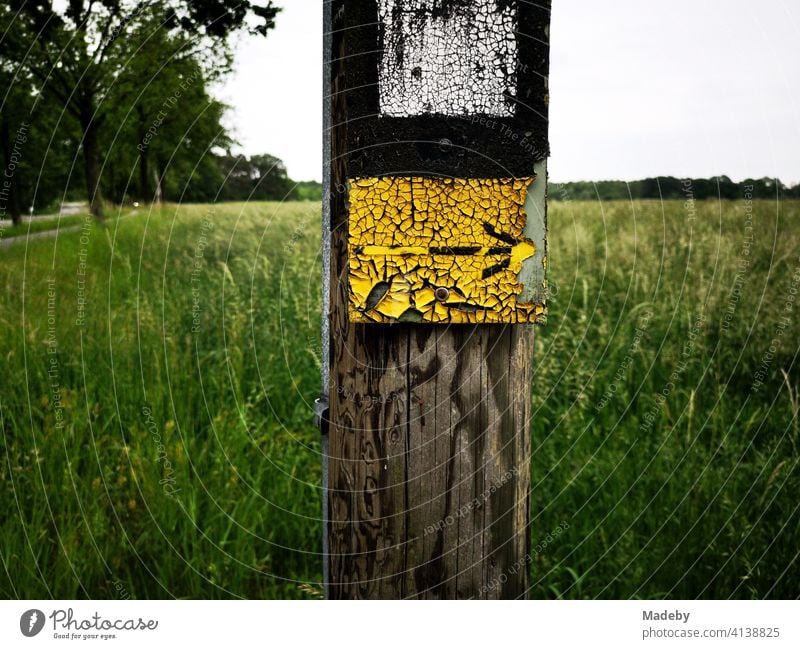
[0, 198, 798, 599]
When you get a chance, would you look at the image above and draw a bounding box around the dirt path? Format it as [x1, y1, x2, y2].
[0, 211, 136, 250]
[0, 202, 89, 229]
[0, 222, 87, 250]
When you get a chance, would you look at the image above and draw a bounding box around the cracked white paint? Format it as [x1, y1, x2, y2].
[378, 0, 518, 117]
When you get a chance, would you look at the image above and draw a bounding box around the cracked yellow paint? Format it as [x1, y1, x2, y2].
[348, 176, 546, 323]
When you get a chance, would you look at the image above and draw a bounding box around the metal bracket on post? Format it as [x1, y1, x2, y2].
[314, 395, 329, 436]
[316, 394, 329, 596]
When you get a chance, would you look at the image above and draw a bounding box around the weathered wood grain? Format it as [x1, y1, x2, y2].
[326, 1, 535, 600]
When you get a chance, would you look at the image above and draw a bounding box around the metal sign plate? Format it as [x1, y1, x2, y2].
[338, 0, 550, 324]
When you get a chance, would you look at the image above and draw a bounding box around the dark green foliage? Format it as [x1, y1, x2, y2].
[551, 176, 799, 202]
[289, 181, 323, 202]
[216, 154, 294, 201]
[0, 2, 314, 215]
[0, 1, 280, 217]
[0, 68, 83, 219]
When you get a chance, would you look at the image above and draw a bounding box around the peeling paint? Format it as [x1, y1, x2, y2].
[377, 0, 518, 117]
[340, 0, 551, 178]
[348, 176, 546, 323]
[518, 159, 548, 305]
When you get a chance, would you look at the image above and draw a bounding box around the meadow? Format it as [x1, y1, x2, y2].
[0, 196, 798, 599]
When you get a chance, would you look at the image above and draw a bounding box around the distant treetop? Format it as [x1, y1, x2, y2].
[549, 176, 798, 201]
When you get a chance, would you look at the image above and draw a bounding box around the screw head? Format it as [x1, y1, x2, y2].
[435, 287, 450, 302]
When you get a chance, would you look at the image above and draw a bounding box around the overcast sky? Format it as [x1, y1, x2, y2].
[220, 0, 800, 184]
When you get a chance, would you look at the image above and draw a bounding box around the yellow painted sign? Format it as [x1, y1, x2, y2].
[348, 176, 546, 324]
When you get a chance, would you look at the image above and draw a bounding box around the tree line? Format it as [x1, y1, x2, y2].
[0, 0, 319, 226]
[550, 176, 800, 201]
[1, 3, 786, 227]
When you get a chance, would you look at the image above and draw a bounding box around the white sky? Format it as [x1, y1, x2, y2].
[220, 0, 800, 184]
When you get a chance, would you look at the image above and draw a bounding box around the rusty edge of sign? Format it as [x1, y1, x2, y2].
[517, 159, 548, 313]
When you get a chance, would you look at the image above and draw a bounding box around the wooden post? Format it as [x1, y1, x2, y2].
[324, 0, 550, 599]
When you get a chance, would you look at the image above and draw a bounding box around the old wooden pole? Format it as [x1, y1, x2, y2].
[323, 0, 550, 599]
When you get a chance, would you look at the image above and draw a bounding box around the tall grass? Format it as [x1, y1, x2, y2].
[0, 203, 323, 598]
[0, 197, 797, 598]
[532, 196, 800, 598]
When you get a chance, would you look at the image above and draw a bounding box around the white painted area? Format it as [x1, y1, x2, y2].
[548, 0, 800, 184]
[377, 0, 518, 117]
[216, 0, 322, 182]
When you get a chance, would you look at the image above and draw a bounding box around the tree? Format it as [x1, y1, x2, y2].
[0, 61, 82, 223]
[0, 69, 27, 225]
[217, 153, 294, 201]
[1, 0, 279, 219]
[101, 17, 231, 204]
